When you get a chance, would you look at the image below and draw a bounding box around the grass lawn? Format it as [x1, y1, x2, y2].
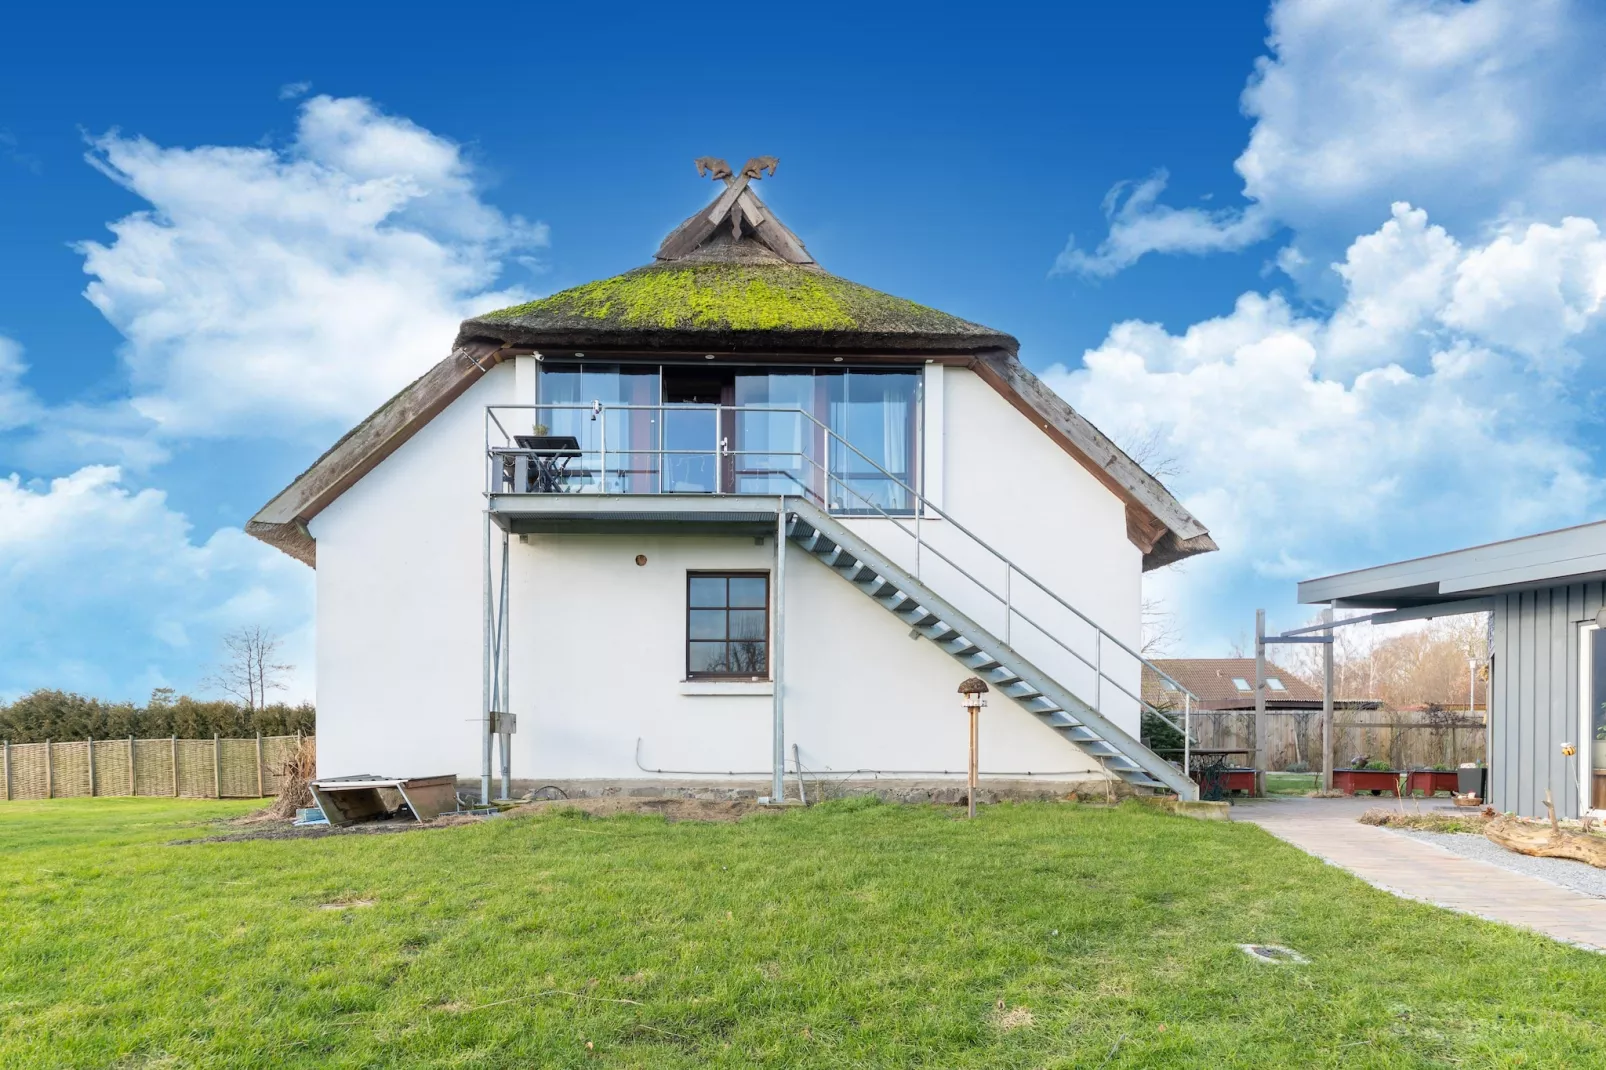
[2, 799, 1603, 1068]
[1265, 772, 1319, 795]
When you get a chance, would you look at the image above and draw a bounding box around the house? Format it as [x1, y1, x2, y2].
[1142, 658, 1325, 712]
[247, 158, 1216, 803]
[1299, 519, 1606, 818]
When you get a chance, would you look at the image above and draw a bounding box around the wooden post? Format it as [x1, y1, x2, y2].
[128, 736, 136, 797]
[1321, 606, 1335, 793]
[213, 734, 222, 799]
[45, 739, 53, 800]
[968, 703, 979, 820]
[171, 736, 179, 797]
[1254, 609, 1267, 797]
[255, 732, 265, 797]
[86, 737, 96, 797]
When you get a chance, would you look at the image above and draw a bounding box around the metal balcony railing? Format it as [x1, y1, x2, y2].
[485, 403, 1201, 761]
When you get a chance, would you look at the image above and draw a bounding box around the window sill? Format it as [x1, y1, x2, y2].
[678, 679, 773, 696]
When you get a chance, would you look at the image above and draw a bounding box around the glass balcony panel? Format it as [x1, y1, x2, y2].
[663, 407, 718, 494]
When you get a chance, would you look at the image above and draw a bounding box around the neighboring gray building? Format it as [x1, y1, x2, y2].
[1299, 520, 1606, 819]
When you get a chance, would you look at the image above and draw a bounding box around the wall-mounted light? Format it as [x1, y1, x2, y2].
[833, 356, 843, 362]
[705, 354, 716, 360]
[635, 554, 648, 566]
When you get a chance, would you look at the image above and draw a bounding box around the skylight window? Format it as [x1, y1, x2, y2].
[1232, 677, 1252, 692]
[1266, 677, 1287, 692]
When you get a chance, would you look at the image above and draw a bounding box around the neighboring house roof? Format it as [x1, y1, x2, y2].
[248, 158, 1216, 571]
[1142, 658, 1380, 711]
[1298, 518, 1606, 610]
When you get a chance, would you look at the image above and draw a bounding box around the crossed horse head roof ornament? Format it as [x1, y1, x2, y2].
[654, 156, 812, 264]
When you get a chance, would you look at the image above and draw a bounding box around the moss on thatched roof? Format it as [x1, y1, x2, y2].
[459, 258, 1016, 354]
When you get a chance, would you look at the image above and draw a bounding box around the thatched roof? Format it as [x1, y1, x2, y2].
[457, 254, 1016, 356]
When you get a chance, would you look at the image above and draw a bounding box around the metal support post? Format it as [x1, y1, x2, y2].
[129, 736, 136, 797]
[1183, 694, 1191, 777]
[499, 530, 512, 801]
[1254, 609, 1267, 797]
[87, 737, 96, 797]
[46, 739, 53, 799]
[771, 499, 788, 803]
[171, 736, 178, 797]
[4, 740, 10, 801]
[256, 732, 265, 797]
[213, 734, 222, 799]
[481, 511, 493, 804]
[1321, 606, 1335, 792]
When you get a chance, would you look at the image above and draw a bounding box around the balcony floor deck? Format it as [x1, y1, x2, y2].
[489, 493, 783, 536]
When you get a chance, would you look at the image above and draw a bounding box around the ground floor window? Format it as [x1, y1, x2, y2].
[687, 572, 770, 679]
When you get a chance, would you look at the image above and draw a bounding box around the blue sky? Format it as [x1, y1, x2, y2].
[4, 0, 1606, 700]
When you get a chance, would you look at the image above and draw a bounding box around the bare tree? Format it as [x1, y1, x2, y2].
[205, 626, 293, 710]
[1141, 596, 1181, 658]
[1118, 428, 1185, 483]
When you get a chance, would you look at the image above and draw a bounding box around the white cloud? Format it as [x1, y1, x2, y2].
[278, 81, 311, 100]
[1053, 172, 1275, 277]
[75, 93, 545, 438]
[1049, 204, 1606, 647]
[0, 336, 36, 432]
[0, 466, 314, 701]
[1058, 0, 1606, 277]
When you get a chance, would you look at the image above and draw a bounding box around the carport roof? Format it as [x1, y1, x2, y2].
[1298, 519, 1606, 609]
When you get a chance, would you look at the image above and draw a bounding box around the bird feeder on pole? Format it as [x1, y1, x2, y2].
[958, 677, 989, 819]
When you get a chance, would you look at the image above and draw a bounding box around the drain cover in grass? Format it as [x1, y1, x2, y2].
[1237, 944, 1308, 964]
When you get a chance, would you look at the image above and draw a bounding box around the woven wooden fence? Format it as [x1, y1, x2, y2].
[1, 734, 310, 801]
[1184, 711, 1485, 771]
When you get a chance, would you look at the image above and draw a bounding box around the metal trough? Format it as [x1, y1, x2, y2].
[308, 774, 458, 827]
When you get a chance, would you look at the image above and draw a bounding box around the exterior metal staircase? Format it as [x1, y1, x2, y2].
[786, 497, 1198, 799]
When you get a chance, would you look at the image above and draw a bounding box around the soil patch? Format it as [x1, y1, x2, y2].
[171, 811, 490, 844]
[1359, 807, 1492, 834]
[504, 797, 764, 823]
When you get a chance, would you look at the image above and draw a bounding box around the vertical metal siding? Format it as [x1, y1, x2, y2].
[1490, 583, 1597, 817]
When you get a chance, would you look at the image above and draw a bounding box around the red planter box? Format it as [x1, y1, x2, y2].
[1407, 770, 1459, 796]
[1223, 769, 1255, 794]
[1333, 768, 1404, 796]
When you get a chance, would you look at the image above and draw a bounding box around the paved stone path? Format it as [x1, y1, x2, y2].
[1233, 796, 1606, 952]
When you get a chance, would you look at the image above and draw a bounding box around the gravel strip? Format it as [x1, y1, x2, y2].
[1390, 828, 1606, 899]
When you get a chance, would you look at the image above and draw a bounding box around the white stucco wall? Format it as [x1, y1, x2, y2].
[307, 360, 1147, 780]
[309, 363, 513, 779]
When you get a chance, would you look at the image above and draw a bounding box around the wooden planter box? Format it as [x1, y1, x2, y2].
[1407, 770, 1459, 796]
[1223, 768, 1256, 795]
[1334, 768, 1404, 796]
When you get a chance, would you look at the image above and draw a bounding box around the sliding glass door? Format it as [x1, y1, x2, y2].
[534, 362, 921, 510]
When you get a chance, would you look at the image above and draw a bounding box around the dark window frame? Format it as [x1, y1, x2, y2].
[685, 570, 771, 680]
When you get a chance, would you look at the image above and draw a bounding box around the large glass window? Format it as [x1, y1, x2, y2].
[536, 364, 660, 492]
[827, 370, 919, 514]
[534, 362, 920, 510]
[733, 371, 817, 497]
[687, 573, 769, 678]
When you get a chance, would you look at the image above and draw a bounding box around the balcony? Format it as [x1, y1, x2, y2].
[485, 403, 918, 531]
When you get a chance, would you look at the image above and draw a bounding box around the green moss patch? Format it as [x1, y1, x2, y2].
[478, 262, 984, 336]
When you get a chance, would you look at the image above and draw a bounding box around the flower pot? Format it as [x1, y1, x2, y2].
[1457, 765, 1486, 799]
[1593, 739, 1606, 771]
